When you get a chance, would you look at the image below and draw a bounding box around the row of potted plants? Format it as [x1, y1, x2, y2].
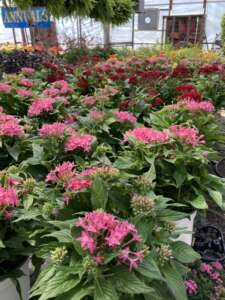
[0, 53, 224, 299]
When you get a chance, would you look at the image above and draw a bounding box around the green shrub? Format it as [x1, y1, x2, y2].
[221, 13, 225, 52]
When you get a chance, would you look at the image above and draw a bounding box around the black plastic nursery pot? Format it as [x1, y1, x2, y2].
[193, 225, 225, 262]
[216, 158, 225, 178]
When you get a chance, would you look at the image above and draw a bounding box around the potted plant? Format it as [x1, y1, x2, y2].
[0, 170, 32, 300]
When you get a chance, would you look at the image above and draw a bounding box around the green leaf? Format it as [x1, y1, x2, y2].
[173, 170, 186, 187]
[137, 255, 164, 281]
[14, 209, 41, 222]
[32, 143, 44, 160]
[171, 241, 200, 263]
[112, 267, 153, 294]
[113, 157, 136, 169]
[23, 194, 34, 210]
[56, 285, 93, 300]
[190, 195, 208, 209]
[5, 142, 21, 161]
[39, 272, 80, 300]
[44, 229, 73, 243]
[30, 266, 56, 297]
[0, 239, 5, 248]
[162, 262, 188, 300]
[48, 220, 74, 230]
[143, 161, 156, 184]
[91, 176, 108, 209]
[94, 279, 119, 300]
[209, 189, 223, 207]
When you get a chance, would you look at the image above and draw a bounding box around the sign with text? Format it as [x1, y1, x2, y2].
[1, 7, 51, 28]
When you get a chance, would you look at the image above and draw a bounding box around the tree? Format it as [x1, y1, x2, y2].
[221, 13, 225, 52]
[7, 0, 135, 25]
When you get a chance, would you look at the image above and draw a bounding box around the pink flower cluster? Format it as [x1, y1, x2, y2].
[21, 67, 35, 74]
[89, 110, 105, 122]
[83, 95, 96, 106]
[66, 177, 92, 191]
[169, 125, 205, 147]
[0, 186, 19, 207]
[43, 88, 60, 97]
[0, 83, 11, 93]
[114, 111, 137, 124]
[19, 78, 34, 87]
[46, 161, 75, 183]
[199, 262, 223, 284]
[0, 114, 24, 137]
[124, 127, 169, 144]
[80, 167, 106, 177]
[38, 122, 67, 138]
[76, 210, 144, 270]
[185, 280, 198, 295]
[64, 134, 95, 153]
[184, 100, 215, 113]
[28, 98, 55, 117]
[16, 89, 33, 98]
[53, 80, 73, 95]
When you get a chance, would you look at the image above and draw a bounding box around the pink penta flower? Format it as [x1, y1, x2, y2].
[19, 78, 34, 87]
[185, 280, 198, 295]
[53, 80, 68, 89]
[0, 83, 11, 93]
[83, 96, 96, 106]
[94, 256, 104, 265]
[77, 232, 96, 253]
[75, 210, 117, 233]
[210, 272, 221, 281]
[185, 100, 215, 113]
[43, 88, 60, 97]
[212, 261, 223, 271]
[169, 125, 205, 147]
[21, 67, 35, 74]
[66, 177, 92, 191]
[16, 89, 33, 97]
[200, 262, 213, 274]
[0, 186, 19, 207]
[38, 122, 67, 138]
[124, 127, 169, 144]
[105, 220, 140, 247]
[0, 115, 24, 137]
[113, 111, 137, 124]
[46, 161, 75, 183]
[64, 134, 95, 153]
[4, 210, 17, 219]
[28, 98, 55, 117]
[89, 110, 105, 122]
[118, 247, 145, 271]
[75, 211, 144, 270]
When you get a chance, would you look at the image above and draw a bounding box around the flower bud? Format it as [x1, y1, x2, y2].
[50, 246, 68, 265]
[23, 178, 36, 191]
[156, 244, 172, 266]
[42, 203, 54, 217]
[131, 194, 155, 215]
[7, 166, 18, 174]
